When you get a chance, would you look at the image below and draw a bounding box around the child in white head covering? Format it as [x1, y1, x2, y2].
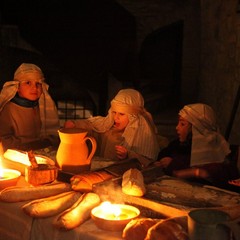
[154, 103, 239, 188]
[179, 103, 230, 166]
[64, 88, 160, 167]
[0, 63, 60, 151]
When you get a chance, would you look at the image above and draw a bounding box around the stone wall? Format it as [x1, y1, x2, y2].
[199, 0, 239, 143]
[116, 0, 201, 104]
[116, 0, 240, 144]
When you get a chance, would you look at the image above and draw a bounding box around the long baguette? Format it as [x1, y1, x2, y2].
[0, 182, 71, 202]
[53, 192, 101, 230]
[22, 191, 82, 218]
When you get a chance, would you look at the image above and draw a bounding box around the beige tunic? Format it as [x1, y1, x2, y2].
[0, 102, 52, 150]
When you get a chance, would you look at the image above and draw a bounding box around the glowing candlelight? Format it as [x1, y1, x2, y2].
[0, 152, 21, 189]
[91, 201, 140, 231]
[0, 168, 20, 180]
[0, 168, 3, 179]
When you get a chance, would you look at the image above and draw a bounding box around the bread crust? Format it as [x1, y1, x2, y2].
[122, 218, 160, 240]
[0, 182, 72, 202]
[71, 171, 113, 192]
[22, 191, 82, 218]
[122, 168, 146, 197]
[53, 192, 101, 230]
[145, 218, 189, 240]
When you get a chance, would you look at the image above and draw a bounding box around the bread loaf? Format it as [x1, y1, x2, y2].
[145, 218, 189, 240]
[53, 192, 101, 230]
[71, 171, 113, 192]
[122, 168, 146, 197]
[22, 191, 82, 218]
[122, 218, 160, 240]
[0, 182, 72, 202]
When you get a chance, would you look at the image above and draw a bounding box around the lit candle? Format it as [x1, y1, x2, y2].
[0, 169, 20, 179]
[0, 148, 21, 188]
[91, 202, 140, 231]
[0, 168, 21, 190]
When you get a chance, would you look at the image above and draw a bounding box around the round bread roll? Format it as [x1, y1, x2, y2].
[145, 218, 189, 240]
[122, 218, 160, 240]
[122, 168, 146, 197]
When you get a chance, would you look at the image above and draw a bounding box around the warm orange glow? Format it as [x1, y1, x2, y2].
[3, 149, 55, 166]
[0, 168, 21, 190]
[0, 143, 21, 185]
[0, 151, 4, 177]
[92, 201, 139, 220]
[0, 166, 3, 178]
[0, 143, 20, 180]
[91, 201, 140, 231]
[0, 169, 20, 180]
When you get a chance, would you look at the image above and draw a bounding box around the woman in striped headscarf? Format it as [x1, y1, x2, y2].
[0, 63, 60, 151]
[64, 88, 160, 168]
[154, 103, 239, 188]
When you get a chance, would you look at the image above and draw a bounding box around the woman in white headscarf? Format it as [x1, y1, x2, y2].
[64, 88, 160, 167]
[0, 63, 60, 151]
[154, 103, 239, 188]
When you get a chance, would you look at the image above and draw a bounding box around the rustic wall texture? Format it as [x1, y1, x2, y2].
[116, 0, 240, 144]
[1, 0, 240, 144]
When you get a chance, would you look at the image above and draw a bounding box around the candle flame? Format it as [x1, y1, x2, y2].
[0, 149, 3, 177]
[99, 201, 121, 218]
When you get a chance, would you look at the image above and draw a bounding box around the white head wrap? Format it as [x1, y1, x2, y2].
[0, 63, 60, 137]
[87, 88, 160, 160]
[179, 103, 230, 166]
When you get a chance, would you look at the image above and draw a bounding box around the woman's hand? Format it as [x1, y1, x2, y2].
[115, 145, 128, 160]
[154, 157, 172, 168]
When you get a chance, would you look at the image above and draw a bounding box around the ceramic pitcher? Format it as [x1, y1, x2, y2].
[56, 128, 97, 174]
[188, 208, 240, 240]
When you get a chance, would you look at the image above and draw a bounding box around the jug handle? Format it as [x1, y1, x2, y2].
[218, 218, 240, 240]
[84, 136, 97, 164]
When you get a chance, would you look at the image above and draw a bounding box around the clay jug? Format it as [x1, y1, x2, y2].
[56, 128, 97, 174]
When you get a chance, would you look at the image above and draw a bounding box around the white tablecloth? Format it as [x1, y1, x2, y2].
[0, 177, 123, 240]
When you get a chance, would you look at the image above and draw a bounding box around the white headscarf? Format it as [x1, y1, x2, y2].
[87, 88, 160, 160]
[0, 63, 60, 137]
[179, 103, 230, 166]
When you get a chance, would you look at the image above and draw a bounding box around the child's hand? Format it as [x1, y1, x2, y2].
[115, 145, 128, 160]
[154, 157, 172, 168]
[64, 120, 75, 128]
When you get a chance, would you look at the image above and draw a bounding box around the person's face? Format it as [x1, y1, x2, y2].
[176, 116, 192, 142]
[112, 111, 129, 131]
[17, 73, 43, 101]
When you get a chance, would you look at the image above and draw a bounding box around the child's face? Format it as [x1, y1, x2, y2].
[112, 111, 129, 131]
[176, 116, 192, 142]
[17, 73, 43, 101]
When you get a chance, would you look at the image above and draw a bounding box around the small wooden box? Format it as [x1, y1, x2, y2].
[25, 164, 58, 185]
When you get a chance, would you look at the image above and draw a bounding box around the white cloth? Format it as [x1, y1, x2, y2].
[0, 63, 59, 137]
[179, 103, 230, 166]
[86, 89, 160, 160]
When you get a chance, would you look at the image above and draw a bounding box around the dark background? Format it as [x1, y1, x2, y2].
[1, 0, 137, 114]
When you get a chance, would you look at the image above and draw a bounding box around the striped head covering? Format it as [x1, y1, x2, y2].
[179, 103, 230, 166]
[87, 88, 160, 160]
[0, 63, 60, 137]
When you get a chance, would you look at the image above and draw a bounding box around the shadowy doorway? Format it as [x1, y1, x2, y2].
[137, 20, 183, 114]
